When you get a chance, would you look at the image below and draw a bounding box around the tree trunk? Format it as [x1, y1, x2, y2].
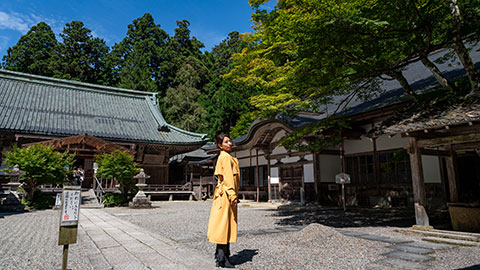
[450, 0, 480, 94]
[420, 56, 455, 92]
[388, 70, 418, 101]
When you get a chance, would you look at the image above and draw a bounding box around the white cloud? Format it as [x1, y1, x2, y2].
[0, 10, 63, 35]
[0, 11, 30, 33]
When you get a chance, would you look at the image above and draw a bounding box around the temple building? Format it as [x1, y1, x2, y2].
[0, 70, 208, 187]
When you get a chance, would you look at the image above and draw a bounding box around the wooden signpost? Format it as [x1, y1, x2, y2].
[58, 186, 81, 270]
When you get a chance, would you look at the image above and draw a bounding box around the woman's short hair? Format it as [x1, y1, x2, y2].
[216, 133, 230, 149]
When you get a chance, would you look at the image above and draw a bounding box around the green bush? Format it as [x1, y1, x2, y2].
[102, 193, 127, 207]
[95, 150, 139, 196]
[3, 144, 75, 201]
[23, 190, 55, 209]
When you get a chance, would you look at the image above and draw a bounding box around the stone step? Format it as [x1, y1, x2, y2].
[81, 189, 103, 209]
[382, 251, 435, 263]
[428, 228, 480, 239]
[386, 244, 434, 255]
[422, 236, 480, 247]
[404, 241, 456, 250]
[406, 229, 480, 242]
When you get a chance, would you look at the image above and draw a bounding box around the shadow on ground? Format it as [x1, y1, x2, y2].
[230, 249, 258, 266]
[269, 206, 451, 229]
[457, 264, 480, 270]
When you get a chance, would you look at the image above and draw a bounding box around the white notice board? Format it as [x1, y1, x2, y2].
[55, 193, 62, 207]
[60, 186, 81, 226]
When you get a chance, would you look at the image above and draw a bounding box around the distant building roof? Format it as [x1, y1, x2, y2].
[372, 97, 480, 136]
[0, 70, 207, 145]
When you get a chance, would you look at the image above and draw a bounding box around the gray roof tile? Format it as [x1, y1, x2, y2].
[0, 70, 207, 145]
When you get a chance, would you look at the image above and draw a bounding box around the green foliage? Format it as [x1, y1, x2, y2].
[109, 13, 169, 93]
[53, 21, 112, 85]
[230, 112, 256, 139]
[280, 117, 350, 152]
[95, 150, 139, 195]
[2, 22, 57, 76]
[22, 190, 55, 210]
[164, 63, 207, 132]
[102, 193, 128, 207]
[3, 144, 75, 201]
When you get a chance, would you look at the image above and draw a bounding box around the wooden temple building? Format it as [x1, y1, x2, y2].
[210, 47, 480, 230]
[0, 70, 208, 188]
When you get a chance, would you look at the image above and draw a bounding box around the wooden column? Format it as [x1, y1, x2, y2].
[445, 145, 459, 203]
[312, 151, 319, 198]
[408, 137, 429, 226]
[255, 149, 260, 202]
[408, 138, 427, 206]
[267, 155, 272, 202]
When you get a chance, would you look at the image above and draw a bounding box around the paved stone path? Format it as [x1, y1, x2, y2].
[338, 230, 456, 269]
[79, 209, 216, 270]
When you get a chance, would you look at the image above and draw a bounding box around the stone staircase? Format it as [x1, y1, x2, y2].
[401, 228, 480, 247]
[81, 189, 103, 209]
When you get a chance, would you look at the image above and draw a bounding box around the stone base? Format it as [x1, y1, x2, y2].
[129, 191, 152, 208]
[0, 192, 25, 212]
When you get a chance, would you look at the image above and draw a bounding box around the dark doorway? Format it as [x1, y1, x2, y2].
[456, 152, 480, 203]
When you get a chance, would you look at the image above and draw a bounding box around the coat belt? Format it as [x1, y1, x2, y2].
[213, 184, 226, 200]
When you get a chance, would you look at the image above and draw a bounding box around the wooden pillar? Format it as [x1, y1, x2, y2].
[267, 153, 272, 202]
[255, 149, 260, 202]
[408, 137, 429, 226]
[312, 152, 319, 198]
[445, 145, 459, 203]
[408, 138, 427, 206]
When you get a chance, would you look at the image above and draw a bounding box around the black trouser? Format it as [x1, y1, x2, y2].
[215, 243, 230, 261]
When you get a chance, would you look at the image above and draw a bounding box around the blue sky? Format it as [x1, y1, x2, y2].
[0, 0, 260, 57]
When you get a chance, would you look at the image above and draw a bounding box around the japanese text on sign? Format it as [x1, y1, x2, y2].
[61, 189, 81, 226]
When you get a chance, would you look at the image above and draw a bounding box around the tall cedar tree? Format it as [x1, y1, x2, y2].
[164, 62, 207, 132]
[108, 13, 169, 93]
[199, 31, 258, 139]
[54, 21, 111, 84]
[2, 22, 57, 76]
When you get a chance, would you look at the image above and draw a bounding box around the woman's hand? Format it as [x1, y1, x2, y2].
[230, 198, 238, 207]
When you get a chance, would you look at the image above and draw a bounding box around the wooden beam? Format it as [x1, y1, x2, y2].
[419, 148, 451, 157]
[417, 133, 480, 148]
[445, 145, 459, 203]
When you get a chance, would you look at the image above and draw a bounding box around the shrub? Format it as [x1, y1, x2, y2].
[3, 144, 75, 201]
[102, 193, 127, 207]
[95, 150, 139, 196]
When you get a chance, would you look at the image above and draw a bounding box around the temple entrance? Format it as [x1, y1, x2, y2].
[456, 151, 480, 203]
[279, 165, 303, 201]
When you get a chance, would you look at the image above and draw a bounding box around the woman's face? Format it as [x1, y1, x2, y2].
[219, 136, 233, 152]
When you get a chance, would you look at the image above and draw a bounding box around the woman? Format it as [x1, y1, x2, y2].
[207, 134, 239, 268]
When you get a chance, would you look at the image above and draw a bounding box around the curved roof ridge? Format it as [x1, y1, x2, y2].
[0, 69, 156, 98]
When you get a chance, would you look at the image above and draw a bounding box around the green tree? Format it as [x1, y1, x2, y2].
[226, 0, 480, 148]
[199, 31, 258, 138]
[54, 21, 111, 84]
[2, 22, 57, 76]
[108, 13, 169, 93]
[3, 144, 75, 201]
[164, 63, 207, 132]
[95, 150, 139, 196]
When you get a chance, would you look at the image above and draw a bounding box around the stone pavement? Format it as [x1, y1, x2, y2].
[79, 208, 216, 270]
[338, 230, 457, 269]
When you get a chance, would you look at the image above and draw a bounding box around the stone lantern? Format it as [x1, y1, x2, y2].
[1, 164, 25, 212]
[129, 169, 152, 208]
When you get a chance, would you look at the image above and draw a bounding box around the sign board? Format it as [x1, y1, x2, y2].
[335, 173, 351, 184]
[60, 186, 81, 226]
[55, 193, 62, 207]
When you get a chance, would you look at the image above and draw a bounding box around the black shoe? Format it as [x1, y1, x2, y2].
[223, 258, 234, 268]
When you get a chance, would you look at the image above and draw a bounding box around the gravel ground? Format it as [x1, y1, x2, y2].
[0, 210, 93, 270]
[2, 201, 479, 269]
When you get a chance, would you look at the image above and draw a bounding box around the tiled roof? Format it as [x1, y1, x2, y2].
[0, 70, 207, 145]
[373, 97, 480, 136]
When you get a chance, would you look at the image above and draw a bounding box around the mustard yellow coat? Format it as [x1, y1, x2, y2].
[207, 150, 240, 244]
